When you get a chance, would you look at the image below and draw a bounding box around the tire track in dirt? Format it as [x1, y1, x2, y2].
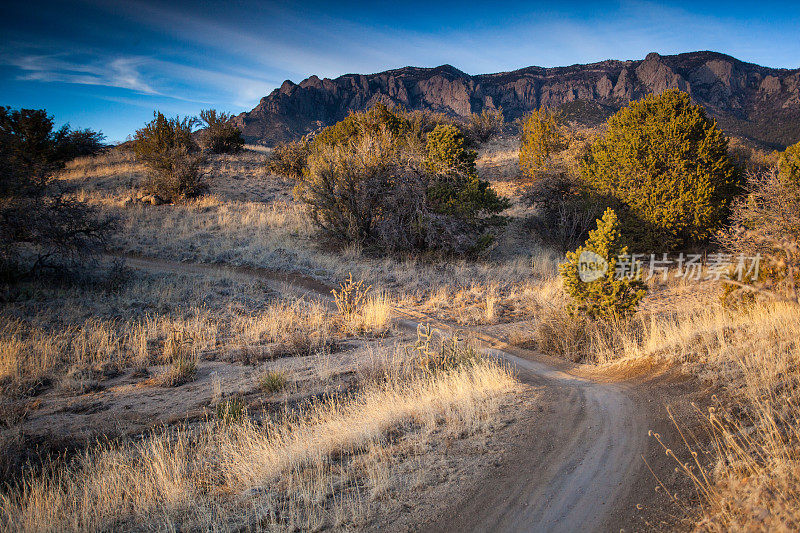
[113, 253, 650, 532]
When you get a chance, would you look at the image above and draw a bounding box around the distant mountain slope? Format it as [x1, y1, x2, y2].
[234, 51, 800, 149]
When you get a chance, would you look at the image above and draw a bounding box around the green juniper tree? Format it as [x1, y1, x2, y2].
[559, 208, 647, 319]
[580, 90, 740, 250]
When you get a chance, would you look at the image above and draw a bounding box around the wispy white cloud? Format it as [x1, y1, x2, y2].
[4, 50, 158, 93]
[0, 41, 278, 110]
[82, 0, 800, 90]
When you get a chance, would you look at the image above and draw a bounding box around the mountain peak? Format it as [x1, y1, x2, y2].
[235, 51, 800, 149]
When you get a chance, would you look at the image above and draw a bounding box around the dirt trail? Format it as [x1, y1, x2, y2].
[431, 346, 648, 533]
[114, 254, 654, 533]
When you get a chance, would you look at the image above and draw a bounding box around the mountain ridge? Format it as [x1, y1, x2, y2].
[234, 51, 800, 149]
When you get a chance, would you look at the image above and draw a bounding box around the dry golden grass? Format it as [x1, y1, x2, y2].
[0, 354, 515, 531]
[44, 127, 800, 532]
[342, 292, 392, 335]
[331, 274, 393, 335]
[0, 267, 394, 397]
[226, 298, 333, 359]
[635, 301, 800, 532]
[518, 267, 800, 531]
[0, 308, 218, 394]
[573, 280, 800, 531]
[653, 393, 800, 532]
[404, 258, 561, 326]
[60, 150, 146, 183]
[0, 296, 343, 395]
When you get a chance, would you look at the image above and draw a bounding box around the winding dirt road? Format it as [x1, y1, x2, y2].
[429, 345, 649, 532]
[116, 254, 654, 532]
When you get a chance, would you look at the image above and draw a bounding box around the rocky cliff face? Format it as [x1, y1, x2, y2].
[234, 51, 800, 149]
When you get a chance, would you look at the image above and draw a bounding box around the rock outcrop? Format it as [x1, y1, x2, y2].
[235, 51, 800, 149]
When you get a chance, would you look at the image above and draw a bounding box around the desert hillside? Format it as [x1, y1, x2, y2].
[2, 93, 800, 529]
[3, 1, 800, 527]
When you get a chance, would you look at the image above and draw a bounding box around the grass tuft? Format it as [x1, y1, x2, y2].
[258, 371, 287, 393]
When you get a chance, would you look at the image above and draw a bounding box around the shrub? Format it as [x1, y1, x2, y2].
[580, 90, 740, 250]
[727, 136, 777, 174]
[312, 102, 411, 149]
[521, 121, 601, 251]
[0, 107, 114, 277]
[403, 108, 455, 138]
[524, 172, 605, 252]
[559, 208, 647, 319]
[425, 124, 477, 175]
[265, 138, 309, 179]
[197, 109, 244, 154]
[295, 105, 508, 254]
[55, 128, 107, 161]
[156, 330, 197, 387]
[412, 325, 481, 374]
[332, 273, 372, 317]
[134, 112, 205, 201]
[519, 108, 567, 177]
[1, 107, 106, 195]
[718, 167, 800, 304]
[157, 355, 197, 387]
[296, 125, 415, 247]
[465, 108, 505, 144]
[777, 140, 800, 186]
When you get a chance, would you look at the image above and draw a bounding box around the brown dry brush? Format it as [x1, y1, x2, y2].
[464, 108, 505, 145]
[523, 171, 605, 252]
[265, 137, 310, 180]
[718, 167, 800, 304]
[295, 128, 460, 253]
[293, 105, 508, 255]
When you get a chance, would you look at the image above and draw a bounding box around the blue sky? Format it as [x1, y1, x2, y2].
[1, 0, 798, 143]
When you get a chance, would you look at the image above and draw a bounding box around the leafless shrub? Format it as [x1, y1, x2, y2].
[464, 108, 505, 145]
[524, 172, 604, 252]
[265, 138, 310, 179]
[718, 167, 800, 303]
[1, 196, 115, 276]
